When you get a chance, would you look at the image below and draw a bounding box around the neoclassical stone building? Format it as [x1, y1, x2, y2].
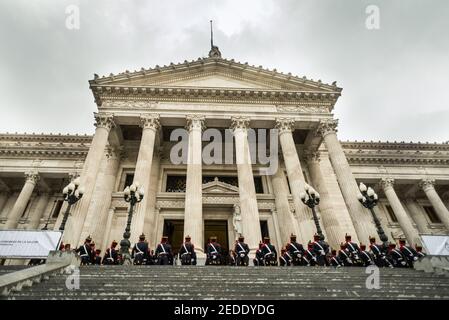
[1, 48, 449, 256]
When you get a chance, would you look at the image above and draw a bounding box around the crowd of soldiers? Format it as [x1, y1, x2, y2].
[276, 233, 426, 268]
[71, 232, 426, 268]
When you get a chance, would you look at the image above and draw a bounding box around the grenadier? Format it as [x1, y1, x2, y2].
[303, 242, 317, 266]
[344, 234, 362, 266]
[155, 236, 172, 265]
[369, 236, 387, 267]
[253, 242, 264, 266]
[76, 235, 93, 266]
[132, 233, 149, 265]
[279, 248, 292, 267]
[338, 243, 353, 266]
[206, 236, 222, 265]
[329, 249, 342, 267]
[359, 244, 375, 267]
[234, 235, 250, 266]
[415, 245, 426, 258]
[386, 243, 407, 268]
[398, 239, 419, 267]
[312, 233, 329, 266]
[286, 234, 304, 266]
[179, 235, 196, 265]
[103, 240, 119, 265]
[261, 237, 277, 266]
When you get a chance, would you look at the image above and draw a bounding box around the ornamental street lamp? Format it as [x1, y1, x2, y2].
[357, 182, 389, 246]
[59, 177, 84, 232]
[300, 183, 325, 241]
[120, 182, 144, 265]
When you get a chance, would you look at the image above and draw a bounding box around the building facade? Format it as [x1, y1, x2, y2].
[1, 49, 449, 256]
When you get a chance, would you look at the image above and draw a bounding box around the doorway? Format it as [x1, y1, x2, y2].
[162, 219, 184, 255]
[204, 220, 229, 253]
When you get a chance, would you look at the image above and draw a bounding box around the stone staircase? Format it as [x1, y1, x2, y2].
[4, 265, 449, 300]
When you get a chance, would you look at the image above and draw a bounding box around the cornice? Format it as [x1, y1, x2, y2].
[341, 140, 449, 151]
[345, 154, 449, 166]
[92, 86, 340, 107]
[89, 57, 342, 93]
[0, 145, 89, 159]
[0, 133, 93, 144]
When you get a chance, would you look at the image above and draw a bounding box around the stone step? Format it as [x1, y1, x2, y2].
[5, 265, 449, 300]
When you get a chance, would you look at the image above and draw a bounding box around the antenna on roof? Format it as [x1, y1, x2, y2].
[208, 20, 222, 58]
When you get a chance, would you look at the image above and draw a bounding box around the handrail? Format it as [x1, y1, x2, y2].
[0, 251, 79, 297]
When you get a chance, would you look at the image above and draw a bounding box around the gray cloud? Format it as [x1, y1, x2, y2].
[0, 0, 448, 142]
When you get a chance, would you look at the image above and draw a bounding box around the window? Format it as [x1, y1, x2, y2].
[52, 200, 64, 218]
[124, 173, 134, 189]
[260, 220, 269, 239]
[385, 205, 398, 223]
[423, 206, 441, 223]
[166, 175, 187, 192]
[253, 177, 264, 194]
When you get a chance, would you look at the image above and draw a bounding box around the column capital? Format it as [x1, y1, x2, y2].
[140, 114, 161, 131]
[94, 113, 115, 130]
[316, 119, 338, 138]
[380, 177, 395, 190]
[230, 116, 250, 131]
[24, 171, 39, 184]
[419, 178, 436, 191]
[304, 150, 321, 163]
[275, 118, 296, 134]
[106, 146, 126, 160]
[186, 115, 206, 132]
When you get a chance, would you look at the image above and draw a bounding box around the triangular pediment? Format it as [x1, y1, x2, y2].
[91, 57, 341, 93]
[154, 74, 272, 89]
[202, 177, 239, 194]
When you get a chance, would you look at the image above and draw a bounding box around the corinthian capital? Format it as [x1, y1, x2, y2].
[140, 114, 161, 131]
[94, 113, 115, 130]
[419, 178, 435, 191]
[275, 118, 296, 134]
[230, 116, 250, 131]
[186, 115, 206, 132]
[24, 171, 40, 184]
[304, 150, 321, 163]
[316, 119, 338, 137]
[380, 177, 395, 190]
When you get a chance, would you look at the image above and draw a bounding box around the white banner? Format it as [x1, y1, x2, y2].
[0, 230, 63, 258]
[421, 235, 449, 256]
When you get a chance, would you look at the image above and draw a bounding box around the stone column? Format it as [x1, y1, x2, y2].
[306, 151, 345, 249]
[420, 179, 449, 230]
[101, 207, 115, 252]
[404, 198, 429, 234]
[316, 119, 372, 244]
[270, 165, 299, 245]
[381, 178, 420, 246]
[183, 115, 205, 253]
[80, 146, 122, 244]
[0, 192, 9, 217]
[275, 118, 314, 244]
[231, 117, 262, 252]
[64, 113, 115, 246]
[27, 192, 50, 229]
[5, 172, 39, 229]
[143, 151, 161, 248]
[130, 114, 160, 241]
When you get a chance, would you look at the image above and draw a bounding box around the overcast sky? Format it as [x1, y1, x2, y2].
[0, 0, 448, 142]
